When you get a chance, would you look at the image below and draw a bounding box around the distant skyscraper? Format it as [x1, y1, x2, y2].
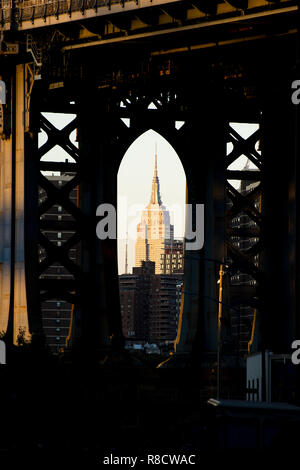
[125, 228, 129, 275]
[135, 149, 173, 274]
[122, 150, 183, 346]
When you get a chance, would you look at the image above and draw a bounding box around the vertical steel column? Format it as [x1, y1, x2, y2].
[200, 110, 226, 361]
[176, 93, 226, 363]
[13, 64, 30, 344]
[261, 71, 296, 353]
[97, 112, 124, 352]
[24, 76, 44, 343]
[75, 95, 120, 357]
[0, 83, 12, 335]
[175, 116, 202, 356]
[294, 4, 300, 350]
[0, 65, 30, 345]
[0, 65, 30, 344]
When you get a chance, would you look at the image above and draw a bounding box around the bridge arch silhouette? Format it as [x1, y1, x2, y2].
[23, 84, 209, 360]
[0, 2, 298, 380]
[117, 127, 187, 351]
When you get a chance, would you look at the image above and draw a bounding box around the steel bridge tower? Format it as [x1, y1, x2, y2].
[0, 1, 299, 386]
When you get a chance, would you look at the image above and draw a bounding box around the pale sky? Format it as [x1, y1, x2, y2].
[117, 123, 259, 274]
[39, 114, 259, 275]
[117, 129, 186, 274]
[39, 113, 78, 165]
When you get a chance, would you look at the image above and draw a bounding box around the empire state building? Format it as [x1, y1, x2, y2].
[135, 150, 173, 274]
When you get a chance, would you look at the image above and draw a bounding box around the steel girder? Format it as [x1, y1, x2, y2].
[225, 122, 263, 358]
[37, 114, 82, 304]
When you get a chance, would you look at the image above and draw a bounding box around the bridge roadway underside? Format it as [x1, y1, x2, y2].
[1, 7, 300, 384]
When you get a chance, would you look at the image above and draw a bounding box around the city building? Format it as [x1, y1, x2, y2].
[149, 273, 182, 344]
[135, 151, 174, 274]
[120, 148, 184, 349]
[160, 239, 184, 274]
[119, 261, 155, 340]
[119, 261, 182, 346]
[39, 173, 78, 353]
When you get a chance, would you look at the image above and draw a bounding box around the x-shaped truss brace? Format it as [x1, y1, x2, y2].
[37, 113, 84, 302]
[225, 123, 264, 307]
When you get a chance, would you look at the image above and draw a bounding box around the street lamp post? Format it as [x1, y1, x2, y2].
[217, 263, 225, 400]
[183, 254, 229, 399]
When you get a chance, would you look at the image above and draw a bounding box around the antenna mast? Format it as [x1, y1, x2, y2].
[125, 229, 128, 274]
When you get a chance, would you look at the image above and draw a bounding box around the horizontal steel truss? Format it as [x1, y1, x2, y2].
[0, 0, 297, 32]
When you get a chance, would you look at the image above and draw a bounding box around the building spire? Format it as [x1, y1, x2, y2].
[154, 143, 158, 177]
[125, 227, 128, 274]
[150, 143, 162, 205]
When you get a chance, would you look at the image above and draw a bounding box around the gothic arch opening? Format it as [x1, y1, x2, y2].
[117, 129, 186, 358]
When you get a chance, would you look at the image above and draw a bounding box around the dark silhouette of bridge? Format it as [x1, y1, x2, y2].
[0, 0, 300, 407]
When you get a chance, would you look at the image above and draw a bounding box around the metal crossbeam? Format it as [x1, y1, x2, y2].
[36, 112, 84, 303]
[0, 0, 297, 33]
[225, 122, 264, 357]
